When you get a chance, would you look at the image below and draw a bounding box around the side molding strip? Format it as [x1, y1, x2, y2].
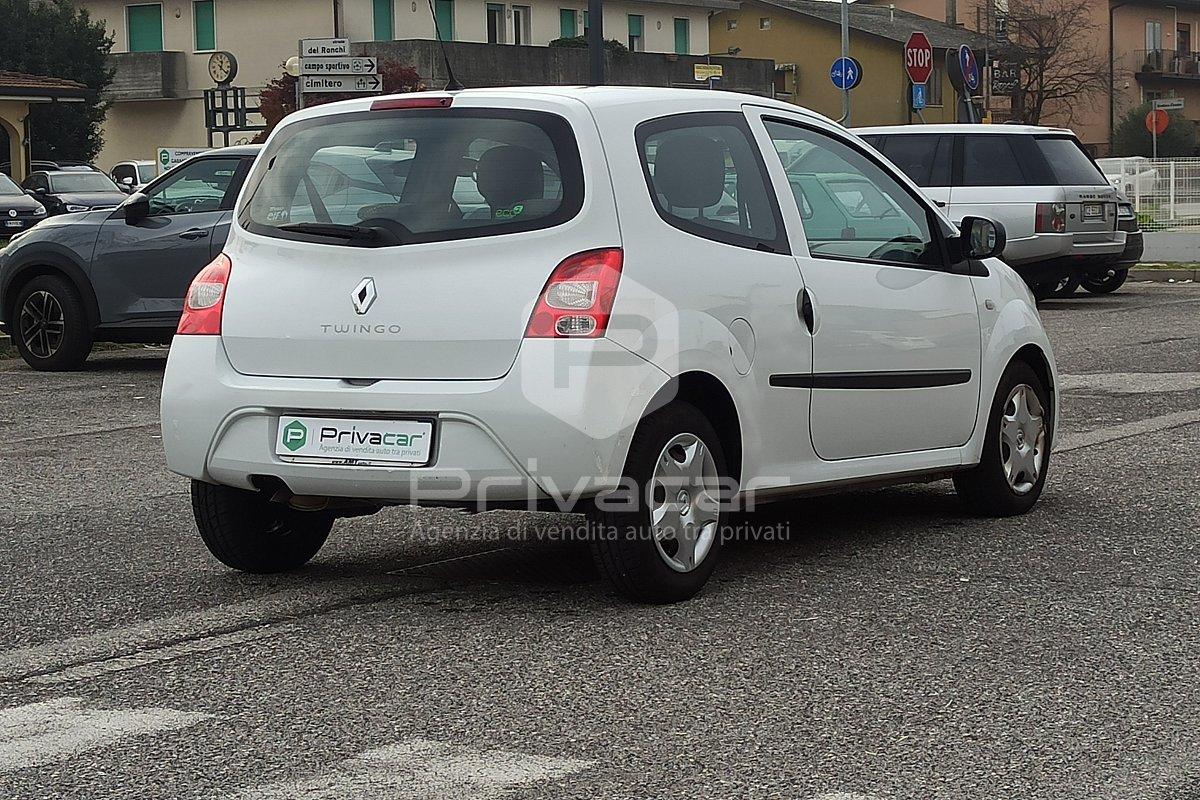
[769, 370, 973, 390]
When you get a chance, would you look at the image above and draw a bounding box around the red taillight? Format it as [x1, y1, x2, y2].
[1035, 202, 1067, 233]
[370, 96, 453, 111]
[525, 249, 624, 339]
[177, 253, 231, 335]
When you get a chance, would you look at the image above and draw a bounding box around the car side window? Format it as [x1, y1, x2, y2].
[112, 165, 136, 185]
[877, 134, 951, 187]
[637, 112, 788, 253]
[24, 174, 48, 192]
[147, 157, 242, 216]
[764, 119, 942, 269]
[961, 135, 1027, 186]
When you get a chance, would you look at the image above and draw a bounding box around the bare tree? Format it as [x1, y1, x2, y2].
[1002, 0, 1107, 125]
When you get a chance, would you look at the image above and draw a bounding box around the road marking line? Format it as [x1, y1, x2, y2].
[810, 794, 885, 800]
[1055, 408, 1200, 453]
[6, 422, 160, 446]
[0, 697, 209, 773]
[232, 737, 592, 799]
[25, 625, 282, 685]
[0, 577, 438, 684]
[1059, 372, 1200, 393]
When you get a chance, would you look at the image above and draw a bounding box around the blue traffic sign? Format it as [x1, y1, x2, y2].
[829, 56, 863, 91]
[912, 83, 926, 110]
[958, 45, 980, 92]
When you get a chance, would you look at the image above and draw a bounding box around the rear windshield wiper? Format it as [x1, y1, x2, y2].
[277, 222, 400, 245]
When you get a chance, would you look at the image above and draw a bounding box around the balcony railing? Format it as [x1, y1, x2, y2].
[1135, 49, 1200, 78]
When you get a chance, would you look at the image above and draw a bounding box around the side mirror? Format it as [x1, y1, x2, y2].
[122, 192, 150, 223]
[957, 216, 1006, 260]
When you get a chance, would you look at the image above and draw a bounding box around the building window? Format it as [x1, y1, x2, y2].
[759, 17, 770, 29]
[628, 14, 643, 51]
[1147, 20, 1163, 53]
[582, 10, 589, 35]
[513, 5, 531, 44]
[926, 64, 943, 106]
[373, 0, 394, 40]
[193, 0, 215, 51]
[434, 0, 454, 40]
[727, 19, 737, 30]
[486, 2, 506, 42]
[559, 8, 576, 37]
[674, 17, 689, 54]
[127, 3, 164, 53]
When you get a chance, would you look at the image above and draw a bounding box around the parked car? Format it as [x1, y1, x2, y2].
[0, 146, 260, 369]
[20, 170, 128, 216]
[157, 88, 1056, 603]
[856, 124, 1125, 300]
[0, 172, 47, 237]
[1046, 196, 1142, 297]
[0, 160, 63, 176]
[110, 160, 157, 193]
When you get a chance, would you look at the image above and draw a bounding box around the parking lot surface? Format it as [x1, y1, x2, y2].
[0, 282, 1197, 799]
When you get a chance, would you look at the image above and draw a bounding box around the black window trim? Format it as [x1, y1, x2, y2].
[873, 132, 953, 188]
[635, 111, 790, 255]
[237, 107, 586, 247]
[762, 115, 953, 273]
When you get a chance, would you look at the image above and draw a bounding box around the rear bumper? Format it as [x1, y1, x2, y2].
[1003, 231, 1126, 268]
[160, 335, 669, 507]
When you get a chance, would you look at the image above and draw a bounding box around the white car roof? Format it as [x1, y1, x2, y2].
[854, 123, 1077, 136]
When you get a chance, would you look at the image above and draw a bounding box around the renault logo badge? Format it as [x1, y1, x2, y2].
[352, 277, 377, 315]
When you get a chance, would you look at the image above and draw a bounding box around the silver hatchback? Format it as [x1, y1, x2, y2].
[856, 124, 1125, 298]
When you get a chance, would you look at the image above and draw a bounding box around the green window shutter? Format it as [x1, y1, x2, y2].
[373, 0, 394, 40]
[581, 10, 588, 31]
[628, 14, 642, 36]
[559, 8, 576, 38]
[128, 4, 164, 53]
[193, 0, 215, 51]
[435, 0, 454, 40]
[673, 17, 689, 54]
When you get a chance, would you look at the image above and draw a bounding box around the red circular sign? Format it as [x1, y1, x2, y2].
[1145, 109, 1169, 135]
[905, 31, 934, 85]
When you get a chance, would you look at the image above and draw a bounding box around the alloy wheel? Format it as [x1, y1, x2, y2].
[650, 432, 720, 573]
[999, 383, 1046, 495]
[18, 290, 65, 360]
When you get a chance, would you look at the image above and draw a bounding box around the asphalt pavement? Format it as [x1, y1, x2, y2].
[0, 282, 1197, 799]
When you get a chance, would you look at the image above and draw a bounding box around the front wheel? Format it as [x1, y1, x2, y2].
[954, 361, 1052, 516]
[12, 275, 93, 371]
[588, 403, 728, 604]
[191, 480, 335, 573]
[1080, 268, 1128, 294]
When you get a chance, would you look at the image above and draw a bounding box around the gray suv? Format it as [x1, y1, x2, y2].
[0, 146, 259, 370]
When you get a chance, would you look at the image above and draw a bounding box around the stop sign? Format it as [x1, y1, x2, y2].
[1145, 109, 1169, 135]
[905, 31, 934, 85]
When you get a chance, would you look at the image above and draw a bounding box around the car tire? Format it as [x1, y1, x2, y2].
[191, 480, 335, 573]
[587, 403, 728, 604]
[953, 361, 1052, 517]
[1080, 268, 1129, 294]
[11, 275, 93, 371]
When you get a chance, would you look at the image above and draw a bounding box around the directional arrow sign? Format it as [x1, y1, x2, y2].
[300, 57, 377, 75]
[301, 74, 382, 93]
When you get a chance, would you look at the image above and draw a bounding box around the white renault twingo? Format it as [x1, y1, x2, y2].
[161, 87, 1056, 603]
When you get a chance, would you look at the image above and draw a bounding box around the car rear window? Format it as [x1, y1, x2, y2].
[240, 108, 583, 246]
[1034, 136, 1107, 186]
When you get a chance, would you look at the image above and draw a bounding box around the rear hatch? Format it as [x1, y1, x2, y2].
[1033, 135, 1119, 235]
[220, 100, 604, 381]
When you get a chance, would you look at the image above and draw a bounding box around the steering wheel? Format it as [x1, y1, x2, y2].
[868, 234, 924, 262]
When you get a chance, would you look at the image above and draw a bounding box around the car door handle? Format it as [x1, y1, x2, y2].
[179, 229, 209, 240]
[798, 288, 815, 334]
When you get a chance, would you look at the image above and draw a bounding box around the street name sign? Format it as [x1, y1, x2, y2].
[1154, 97, 1185, 111]
[301, 74, 382, 93]
[300, 57, 378, 75]
[300, 38, 350, 57]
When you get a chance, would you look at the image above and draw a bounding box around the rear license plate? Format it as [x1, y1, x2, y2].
[276, 415, 434, 465]
[4, 220, 22, 228]
[1082, 203, 1104, 219]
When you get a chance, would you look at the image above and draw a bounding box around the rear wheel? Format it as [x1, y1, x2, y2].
[191, 480, 334, 573]
[588, 403, 728, 604]
[1080, 268, 1129, 294]
[12, 275, 93, 371]
[1049, 275, 1079, 298]
[954, 361, 1051, 516]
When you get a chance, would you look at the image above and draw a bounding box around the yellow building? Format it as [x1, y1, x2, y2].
[710, 0, 988, 126]
[0, 72, 87, 183]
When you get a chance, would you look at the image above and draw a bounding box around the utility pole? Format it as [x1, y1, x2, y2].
[839, 0, 850, 124]
[946, 0, 956, 25]
[588, 0, 604, 85]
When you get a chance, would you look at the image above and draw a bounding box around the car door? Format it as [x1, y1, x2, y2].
[90, 156, 246, 326]
[754, 114, 981, 461]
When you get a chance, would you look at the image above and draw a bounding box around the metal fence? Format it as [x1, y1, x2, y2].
[1098, 157, 1200, 231]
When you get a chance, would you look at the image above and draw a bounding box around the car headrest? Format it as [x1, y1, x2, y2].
[476, 145, 545, 209]
[654, 132, 725, 209]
